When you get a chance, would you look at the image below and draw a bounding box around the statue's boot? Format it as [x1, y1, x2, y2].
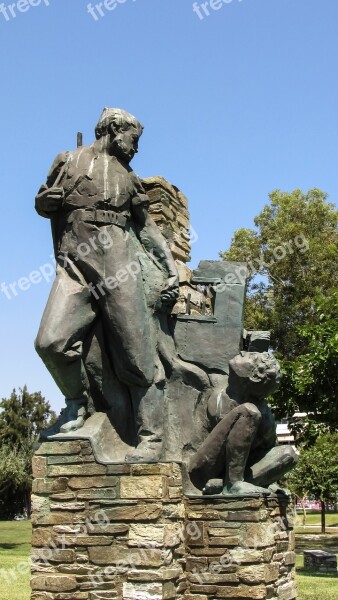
[203, 479, 224, 495]
[125, 383, 164, 463]
[125, 438, 163, 464]
[223, 481, 271, 496]
[40, 399, 87, 440]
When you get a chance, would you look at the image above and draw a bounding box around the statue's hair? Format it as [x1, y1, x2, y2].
[248, 352, 280, 383]
[95, 108, 144, 140]
[230, 351, 280, 386]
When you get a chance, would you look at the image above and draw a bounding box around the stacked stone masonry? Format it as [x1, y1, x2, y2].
[143, 177, 191, 264]
[31, 440, 297, 600]
[143, 176, 213, 317]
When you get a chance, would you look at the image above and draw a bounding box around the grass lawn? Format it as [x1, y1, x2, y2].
[0, 521, 32, 600]
[296, 554, 338, 600]
[295, 511, 338, 528]
[0, 519, 338, 599]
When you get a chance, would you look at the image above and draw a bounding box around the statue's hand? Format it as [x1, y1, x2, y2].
[161, 274, 179, 306]
[36, 185, 64, 213]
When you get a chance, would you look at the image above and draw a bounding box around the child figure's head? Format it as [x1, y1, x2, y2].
[229, 351, 280, 400]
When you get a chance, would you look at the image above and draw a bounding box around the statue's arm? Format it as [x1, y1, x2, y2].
[35, 152, 68, 219]
[131, 192, 179, 306]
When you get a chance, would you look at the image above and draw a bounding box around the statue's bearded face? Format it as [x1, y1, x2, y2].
[109, 121, 140, 163]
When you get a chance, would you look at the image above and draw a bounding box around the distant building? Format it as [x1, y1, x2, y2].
[276, 413, 307, 445]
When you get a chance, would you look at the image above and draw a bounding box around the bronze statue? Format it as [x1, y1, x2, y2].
[35, 110, 297, 492]
[35, 108, 179, 462]
[188, 352, 298, 495]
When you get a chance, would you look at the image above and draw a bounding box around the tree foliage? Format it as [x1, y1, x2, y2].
[0, 386, 56, 518]
[221, 189, 338, 435]
[221, 189, 338, 358]
[287, 434, 338, 532]
[277, 293, 338, 438]
[0, 385, 56, 449]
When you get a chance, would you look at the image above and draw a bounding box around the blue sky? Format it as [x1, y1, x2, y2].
[0, 0, 337, 412]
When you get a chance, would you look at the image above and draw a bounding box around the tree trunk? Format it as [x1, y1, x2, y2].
[301, 497, 307, 526]
[321, 500, 326, 534]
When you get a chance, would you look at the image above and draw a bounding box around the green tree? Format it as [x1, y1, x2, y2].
[278, 293, 338, 439]
[0, 385, 56, 449]
[287, 434, 338, 533]
[0, 444, 32, 518]
[0, 387, 56, 518]
[221, 189, 338, 433]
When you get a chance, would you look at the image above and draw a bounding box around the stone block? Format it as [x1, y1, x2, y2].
[244, 523, 276, 548]
[191, 547, 232, 557]
[185, 521, 206, 546]
[229, 549, 264, 564]
[127, 569, 164, 582]
[276, 541, 289, 552]
[32, 549, 76, 564]
[186, 557, 208, 573]
[277, 581, 297, 599]
[88, 546, 165, 567]
[163, 582, 176, 598]
[32, 528, 56, 548]
[47, 455, 94, 465]
[120, 476, 165, 499]
[68, 476, 118, 489]
[48, 464, 107, 477]
[31, 512, 80, 526]
[89, 593, 117, 600]
[284, 551, 296, 566]
[59, 536, 113, 547]
[238, 565, 266, 584]
[122, 582, 163, 599]
[226, 510, 268, 522]
[208, 527, 243, 537]
[36, 442, 82, 456]
[55, 595, 89, 600]
[33, 478, 68, 494]
[31, 575, 78, 592]
[50, 493, 76, 502]
[131, 464, 173, 476]
[215, 584, 267, 598]
[31, 495, 50, 515]
[128, 523, 183, 548]
[50, 502, 85, 511]
[208, 536, 240, 547]
[96, 504, 162, 522]
[32, 456, 48, 478]
[188, 573, 239, 584]
[264, 562, 280, 582]
[182, 596, 208, 600]
[168, 487, 181, 499]
[77, 488, 118, 500]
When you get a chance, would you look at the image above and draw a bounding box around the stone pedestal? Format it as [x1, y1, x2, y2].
[30, 440, 297, 600]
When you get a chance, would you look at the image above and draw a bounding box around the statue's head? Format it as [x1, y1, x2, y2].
[228, 351, 281, 400]
[95, 108, 144, 163]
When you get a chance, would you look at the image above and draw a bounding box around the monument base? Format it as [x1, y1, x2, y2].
[30, 437, 297, 600]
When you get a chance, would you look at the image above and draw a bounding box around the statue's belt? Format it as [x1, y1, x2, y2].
[67, 208, 129, 229]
